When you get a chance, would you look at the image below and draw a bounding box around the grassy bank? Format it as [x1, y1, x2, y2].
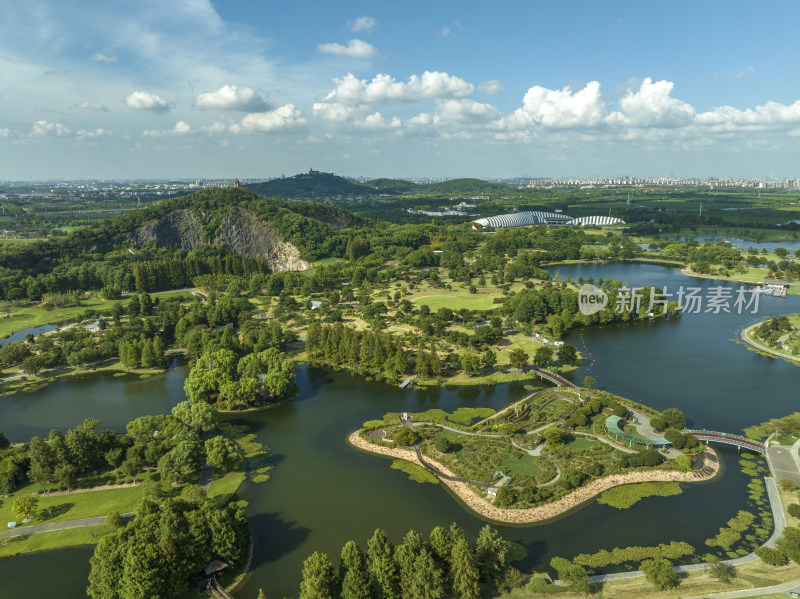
[507, 560, 800, 599]
[0, 290, 192, 340]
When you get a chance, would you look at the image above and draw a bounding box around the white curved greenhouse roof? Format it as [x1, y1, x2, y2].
[566, 216, 626, 226]
[472, 211, 571, 228]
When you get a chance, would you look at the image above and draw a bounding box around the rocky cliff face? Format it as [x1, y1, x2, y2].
[129, 209, 201, 251]
[129, 207, 310, 272]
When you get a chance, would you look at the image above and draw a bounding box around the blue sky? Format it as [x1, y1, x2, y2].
[2, 0, 800, 180]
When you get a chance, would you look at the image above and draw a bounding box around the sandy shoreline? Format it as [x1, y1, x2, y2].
[348, 431, 720, 524]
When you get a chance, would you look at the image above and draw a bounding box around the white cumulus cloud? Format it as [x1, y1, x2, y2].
[349, 16, 377, 33]
[509, 81, 612, 129]
[322, 71, 474, 106]
[0, 128, 9, 138]
[318, 39, 379, 59]
[618, 78, 695, 127]
[231, 104, 306, 133]
[124, 91, 173, 112]
[313, 102, 353, 122]
[194, 85, 269, 112]
[478, 79, 505, 95]
[30, 120, 72, 137]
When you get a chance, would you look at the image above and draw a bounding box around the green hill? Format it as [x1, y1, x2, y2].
[247, 173, 371, 199]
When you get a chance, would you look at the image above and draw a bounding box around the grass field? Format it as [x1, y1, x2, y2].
[566, 437, 597, 451]
[501, 454, 541, 477]
[0, 482, 146, 529]
[412, 292, 499, 311]
[0, 524, 112, 557]
[0, 290, 192, 339]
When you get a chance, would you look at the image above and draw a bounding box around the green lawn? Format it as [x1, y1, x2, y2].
[0, 482, 146, 529]
[412, 292, 499, 311]
[501, 454, 541, 477]
[0, 291, 192, 339]
[0, 525, 112, 558]
[566, 437, 597, 451]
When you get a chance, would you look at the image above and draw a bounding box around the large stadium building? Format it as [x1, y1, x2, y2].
[471, 211, 624, 229]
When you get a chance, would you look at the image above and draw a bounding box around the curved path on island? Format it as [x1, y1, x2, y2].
[741, 322, 800, 364]
[348, 431, 720, 525]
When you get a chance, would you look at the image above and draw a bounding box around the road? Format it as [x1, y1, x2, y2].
[767, 443, 800, 486]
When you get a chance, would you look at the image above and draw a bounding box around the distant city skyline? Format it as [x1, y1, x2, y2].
[2, 1, 800, 180]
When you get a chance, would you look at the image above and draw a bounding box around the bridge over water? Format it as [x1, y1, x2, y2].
[686, 429, 767, 455]
[531, 366, 578, 389]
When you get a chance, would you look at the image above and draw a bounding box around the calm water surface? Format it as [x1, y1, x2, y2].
[2, 264, 799, 599]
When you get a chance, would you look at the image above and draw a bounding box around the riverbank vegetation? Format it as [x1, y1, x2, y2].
[0, 399, 252, 556]
[297, 524, 526, 599]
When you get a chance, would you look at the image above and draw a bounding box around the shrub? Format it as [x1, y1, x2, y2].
[755, 546, 789, 566]
[780, 478, 799, 492]
[394, 428, 418, 447]
[650, 417, 667, 430]
[106, 511, 126, 529]
[788, 504, 800, 519]
[434, 436, 452, 453]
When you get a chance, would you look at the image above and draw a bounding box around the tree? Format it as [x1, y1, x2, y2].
[121, 457, 142, 482]
[776, 526, 800, 564]
[583, 376, 596, 389]
[460, 353, 480, 376]
[705, 556, 736, 583]
[508, 348, 528, 371]
[434, 436, 452, 453]
[55, 463, 77, 492]
[662, 408, 686, 430]
[172, 401, 216, 433]
[558, 343, 580, 366]
[339, 541, 369, 599]
[299, 551, 336, 599]
[12, 495, 39, 520]
[159, 441, 200, 483]
[407, 549, 446, 599]
[21, 355, 44, 375]
[542, 425, 565, 446]
[640, 557, 678, 589]
[475, 525, 507, 584]
[394, 428, 417, 446]
[0, 431, 8, 450]
[533, 346, 554, 368]
[366, 529, 399, 599]
[549, 557, 590, 594]
[106, 511, 126, 529]
[204, 436, 240, 472]
[481, 349, 497, 370]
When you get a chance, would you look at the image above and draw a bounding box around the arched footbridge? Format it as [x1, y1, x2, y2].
[686, 430, 767, 455]
[531, 366, 578, 389]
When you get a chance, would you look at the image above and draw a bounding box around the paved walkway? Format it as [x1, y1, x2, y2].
[767, 443, 800, 486]
[7, 513, 134, 537]
[199, 464, 215, 490]
[742, 323, 800, 363]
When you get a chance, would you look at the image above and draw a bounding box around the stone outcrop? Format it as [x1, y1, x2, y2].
[128, 207, 310, 273]
[129, 209, 201, 251]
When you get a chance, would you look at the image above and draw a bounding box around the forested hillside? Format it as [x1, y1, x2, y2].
[0, 187, 365, 300]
